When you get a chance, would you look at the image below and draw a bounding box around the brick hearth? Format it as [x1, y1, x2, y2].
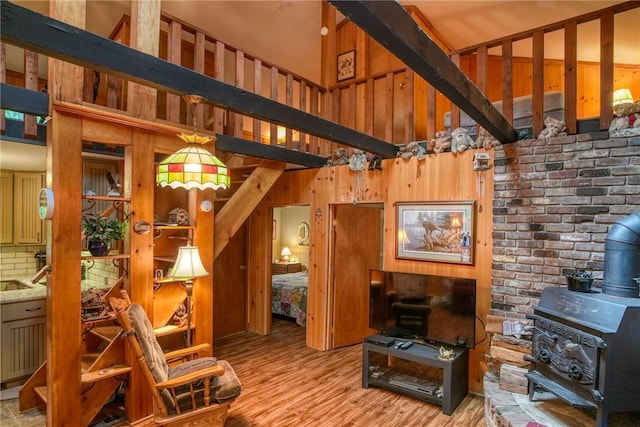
[483, 374, 640, 427]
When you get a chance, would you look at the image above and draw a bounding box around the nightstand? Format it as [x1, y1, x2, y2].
[272, 262, 302, 275]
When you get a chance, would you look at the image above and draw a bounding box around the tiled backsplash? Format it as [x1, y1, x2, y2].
[0, 244, 118, 283]
[0, 244, 45, 278]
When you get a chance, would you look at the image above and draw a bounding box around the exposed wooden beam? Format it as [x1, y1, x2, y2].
[329, 0, 518, 144]
[215, 134, 328, 168]
[0, 2, 398, 158]
[0, 83, 49, 116]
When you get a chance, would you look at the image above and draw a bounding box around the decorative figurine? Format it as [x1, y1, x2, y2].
[106, 171, 122, 196]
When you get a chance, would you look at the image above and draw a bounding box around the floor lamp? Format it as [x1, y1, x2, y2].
[170, 243, 209, 347]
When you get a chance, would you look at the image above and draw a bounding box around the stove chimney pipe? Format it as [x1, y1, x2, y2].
[603, 212, 640, 298]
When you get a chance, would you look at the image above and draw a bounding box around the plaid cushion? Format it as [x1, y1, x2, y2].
[166, 358, 241, 413]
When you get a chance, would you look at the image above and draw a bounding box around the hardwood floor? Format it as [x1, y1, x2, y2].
[0, 317, 485, 426]
[215, 317, 485, 426]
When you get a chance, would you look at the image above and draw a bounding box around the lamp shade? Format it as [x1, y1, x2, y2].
[280, 247, 292, 257]
[170, 245, 209, 280]
[613, 88, 634, 107]
[156, 133, 230, 191]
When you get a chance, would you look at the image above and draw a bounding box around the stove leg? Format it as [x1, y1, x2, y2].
[528, 379, 538, 401]
[595, 408, 608, 427]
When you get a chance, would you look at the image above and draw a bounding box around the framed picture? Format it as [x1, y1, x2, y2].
[396, 201, 475, 264]
[337, 50, 355, 81]
[272, 220, 277, 240]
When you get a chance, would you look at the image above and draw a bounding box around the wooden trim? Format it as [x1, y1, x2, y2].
[599, 11, 614, 130]
[501, 41, 513, 124]
[53, 101, 193, 137]
[532, 30, 544, 136]
[564, 21, 578, 135]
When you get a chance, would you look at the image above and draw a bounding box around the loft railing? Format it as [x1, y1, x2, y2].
[445, 1, 639, 137]
[96, 13, 331, 158]
[330, 1, 639, 144]
[2, 2, 638, 152]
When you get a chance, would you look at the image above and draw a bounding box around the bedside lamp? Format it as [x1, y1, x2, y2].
[280, 247, 292, 262]
[170, 243, 209, 346]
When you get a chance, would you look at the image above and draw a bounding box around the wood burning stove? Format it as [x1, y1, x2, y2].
[526, 213, 640, 426]
[526, 287, 640, 426]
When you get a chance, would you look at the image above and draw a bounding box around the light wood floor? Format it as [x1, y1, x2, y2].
[215, 317, 485, 426]
[0, 317, 485, 426]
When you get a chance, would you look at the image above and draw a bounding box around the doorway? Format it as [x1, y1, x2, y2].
[271, 206, 310, 336]
[330, 203, 383, 349]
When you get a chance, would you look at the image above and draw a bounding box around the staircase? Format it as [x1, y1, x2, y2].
[213, 157, 285, 260]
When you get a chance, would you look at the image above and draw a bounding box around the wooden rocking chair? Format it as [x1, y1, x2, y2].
[110, 294, 241, 426]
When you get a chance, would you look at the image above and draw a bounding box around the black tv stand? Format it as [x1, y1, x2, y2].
[362, 335, 468, 415]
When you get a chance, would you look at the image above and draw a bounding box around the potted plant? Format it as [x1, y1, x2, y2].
[82, 214, 127, 256]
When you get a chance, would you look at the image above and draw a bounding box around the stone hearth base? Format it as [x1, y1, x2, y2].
[483, 374, 640, 427]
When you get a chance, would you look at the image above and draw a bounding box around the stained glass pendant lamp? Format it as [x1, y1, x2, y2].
[156, 95, 230, 190]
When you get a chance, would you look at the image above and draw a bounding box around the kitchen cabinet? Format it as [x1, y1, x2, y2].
[1, 298, 46, 383]
[0, 172, 13, 244]
[0, 171, 44, 244]
[13, 172, 44, 244]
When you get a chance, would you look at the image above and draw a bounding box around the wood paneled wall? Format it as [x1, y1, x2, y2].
[246, 149, 494, 394]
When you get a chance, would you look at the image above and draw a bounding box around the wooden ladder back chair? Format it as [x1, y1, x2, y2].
[110, 292, 241, 427]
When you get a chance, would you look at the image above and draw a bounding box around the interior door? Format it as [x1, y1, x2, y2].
[214, 223, 247, 338]
[331, 204, 382, 348]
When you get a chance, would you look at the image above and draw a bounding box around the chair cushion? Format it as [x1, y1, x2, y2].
[127, 303, 169, 383]
[166, 358, 242, 414]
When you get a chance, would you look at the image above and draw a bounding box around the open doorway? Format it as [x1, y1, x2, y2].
[330, 203, 383, 349]
[271, 206, 310, 336]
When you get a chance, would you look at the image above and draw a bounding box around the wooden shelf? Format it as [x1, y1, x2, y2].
[154, 256, 176, 263]
[81, 254, 129, 261]
[34, 386, 48, 404]
[81, 365, 131, 384]
[154, 225, 193, 230]
[82, 195, 130, 202]
[86, 325, 121, 342]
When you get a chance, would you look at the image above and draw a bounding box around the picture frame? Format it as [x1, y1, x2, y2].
[396, 201, 475, 264]
[272, 219, 277, 240]
[337, 50, 355, 81]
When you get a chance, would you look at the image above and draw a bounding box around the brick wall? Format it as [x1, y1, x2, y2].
[491, 134, 640, 319]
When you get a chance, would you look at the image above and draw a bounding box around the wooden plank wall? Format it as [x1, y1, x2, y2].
[246, 149, 494, 394]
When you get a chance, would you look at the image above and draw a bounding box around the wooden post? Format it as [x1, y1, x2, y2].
[47, 1, 85, 424]
[125, 0, 160, 422]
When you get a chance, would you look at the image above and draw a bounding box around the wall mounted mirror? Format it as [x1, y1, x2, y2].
[298, 221, 309, 246]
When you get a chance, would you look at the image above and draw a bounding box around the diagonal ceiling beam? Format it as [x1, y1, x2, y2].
[329, 0, 519, 144]
[0, 1, 399, 158]
[215, 134, 328, 168]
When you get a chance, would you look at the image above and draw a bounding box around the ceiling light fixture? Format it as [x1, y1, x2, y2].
[156, 95, 230, 191]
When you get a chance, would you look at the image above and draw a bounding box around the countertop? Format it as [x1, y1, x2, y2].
[0, 277, 107, 303]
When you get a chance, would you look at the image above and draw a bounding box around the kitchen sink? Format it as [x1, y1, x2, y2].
[0, 280, 31, 291]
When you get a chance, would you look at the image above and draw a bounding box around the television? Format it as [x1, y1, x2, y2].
[369, 269, 476, 349]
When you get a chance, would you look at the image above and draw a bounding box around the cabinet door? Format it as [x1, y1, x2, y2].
[1, 316, 47, 382]
[13, 172, 44, 244]
[0, 172, 13, 244]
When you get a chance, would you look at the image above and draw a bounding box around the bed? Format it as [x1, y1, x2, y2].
[444, 91, 565, 135]
[271, 271, 308, 327]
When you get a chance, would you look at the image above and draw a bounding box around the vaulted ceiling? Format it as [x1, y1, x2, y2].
[8, 0, 636, 83]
